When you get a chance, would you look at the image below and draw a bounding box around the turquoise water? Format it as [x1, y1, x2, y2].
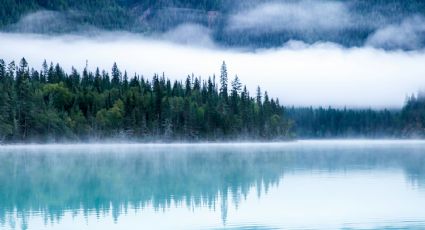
[1, 141, 425, 230]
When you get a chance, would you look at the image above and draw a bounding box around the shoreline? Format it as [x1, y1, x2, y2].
[2, 139, 425, 148]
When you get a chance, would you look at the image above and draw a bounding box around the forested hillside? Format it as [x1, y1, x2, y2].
[0, 58, 291, 142]
[0, 0, 224, 31]
[2, 0, 425, 49]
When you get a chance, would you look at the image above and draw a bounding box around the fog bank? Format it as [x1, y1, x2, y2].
[1, 32, 425, 108]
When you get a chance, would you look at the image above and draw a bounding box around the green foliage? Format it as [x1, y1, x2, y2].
[0, 58, 291, 142]
[96, 99, 124, 133]
[0, 59, 15, 141]
[42, 83, 72, 109]
[1, 57, 422, 142]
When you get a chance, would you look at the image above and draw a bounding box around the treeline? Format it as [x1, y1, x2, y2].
[1, 57, 424, 142]
[287, 95, 425, 138]
[286, 107, 400, 138]
[0, 58, 291, 142]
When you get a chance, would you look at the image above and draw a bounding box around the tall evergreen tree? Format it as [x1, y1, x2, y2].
[256, 86, 262, 106]
[111, 62, 121, 88]
[219, 61, 228, 100]
[15, 58, 33, 139]
[0, 59, 14, 141]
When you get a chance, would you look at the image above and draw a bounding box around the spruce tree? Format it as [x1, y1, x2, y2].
[111, 62, 121, 88]
[0, 60, 13, 141]
[219, 61, 228, 100]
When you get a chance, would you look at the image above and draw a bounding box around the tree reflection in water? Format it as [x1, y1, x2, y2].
[1, 142, 425, 229]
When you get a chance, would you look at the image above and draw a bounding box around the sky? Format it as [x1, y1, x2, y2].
[2, 0, 425, 108]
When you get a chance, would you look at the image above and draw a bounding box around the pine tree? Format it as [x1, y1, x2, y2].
[219, 61, 228, 100]
[231, 75, 242, 93]
[230, 75, 242, 114]
[16, 58, 33, 140]
[256, 86, 262, 106]
[0, 60, 13, 141]
[41, 60, 48, 83]
[111, 62, 121, 88]
[0, 59, 5, 81]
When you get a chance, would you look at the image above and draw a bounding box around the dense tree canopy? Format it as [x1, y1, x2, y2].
[1, 57, 424, 143]
[287, 95, 425, 138]
[0, 58, 291, 142]
[286, 107, 400, 138]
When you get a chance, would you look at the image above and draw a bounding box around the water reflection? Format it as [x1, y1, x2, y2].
[1, 141, 425, 229]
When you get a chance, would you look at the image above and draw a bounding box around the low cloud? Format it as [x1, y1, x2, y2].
[1, 32, 425, 108]
[227, 1, 353, 33]
[160, 23, 215, 47]
[7, 10, 104, 34]
[7, 1, 425, 50]
[225, 0, 425, 49]
[8, 10, 68, 33]
[366, 16, 425, 50]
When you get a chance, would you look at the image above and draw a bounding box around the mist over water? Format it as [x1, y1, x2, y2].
[2, 1, 425, 229]
[1, 141, 425, 229]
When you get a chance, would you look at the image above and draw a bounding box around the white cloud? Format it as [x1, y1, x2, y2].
[227, 1, 353, 33]
[160, 23, 215, 48]
[8, 10, 100, 34]
[1, 32, 425, 108]
[366, 16, 425, 50]
[9, 10, 67, 33]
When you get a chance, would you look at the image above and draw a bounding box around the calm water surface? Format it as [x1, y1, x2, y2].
[1, 141, 425, 230]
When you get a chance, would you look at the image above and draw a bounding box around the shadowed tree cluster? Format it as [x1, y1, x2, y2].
[0, 58, 291, 142]
[286, 94, 425, 138]
[400, 93, 425, 136]
[286, 107, 400, 138]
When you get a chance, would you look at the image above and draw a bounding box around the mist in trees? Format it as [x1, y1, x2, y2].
[3, 0, 425, 50]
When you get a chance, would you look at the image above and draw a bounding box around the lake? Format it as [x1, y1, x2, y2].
[1, 141, 425, 230]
